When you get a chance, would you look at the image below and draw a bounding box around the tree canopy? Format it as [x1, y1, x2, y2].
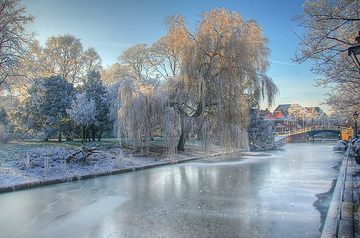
[0, 0, 34, 90]
[26, 76, 73, 141]
[293, 0, 360, 114]
[1, 4, 283, 153]
[164, 8, 278, 151]
[116, 8, 278, 152]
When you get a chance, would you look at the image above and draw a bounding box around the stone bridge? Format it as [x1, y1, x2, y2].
[281, 126, 353, 142]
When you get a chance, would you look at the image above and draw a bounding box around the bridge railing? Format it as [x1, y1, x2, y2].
[278, 126, 353, 136]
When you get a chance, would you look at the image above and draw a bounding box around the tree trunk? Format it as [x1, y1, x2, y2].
[177, 117, 187, 151]
[58, 129, 62, 142]
[177, 130, 186, 151]
[91, 127, 96, 141]
[85, 128, 90, 142]
[64, 145, 99, 163]
[97, 130, 103, 141]
[81, 125, 85, 144]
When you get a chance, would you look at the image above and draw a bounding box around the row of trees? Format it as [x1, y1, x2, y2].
[8, 70, 112, 142]
[1, 1, 281, 151]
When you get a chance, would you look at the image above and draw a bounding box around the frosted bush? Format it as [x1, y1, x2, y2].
[112, 151, 124, 169]
[94, 162, 99, 173]
[43, 157, 50, 176]
[24, 153, 31, 169]
[16, 147, 71, 171]
[60, 158, 67, 172]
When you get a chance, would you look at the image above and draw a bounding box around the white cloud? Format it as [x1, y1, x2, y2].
[270, 60, 298, 66]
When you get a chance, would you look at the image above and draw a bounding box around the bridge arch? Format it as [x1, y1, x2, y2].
[307, 130, 341, 137]
[286, 126, 353, 141]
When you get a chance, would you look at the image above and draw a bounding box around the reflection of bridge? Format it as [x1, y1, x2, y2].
[280, 126, 354, 142]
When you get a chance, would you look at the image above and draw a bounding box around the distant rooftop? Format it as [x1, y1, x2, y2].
[273, 104, 302, 112]
[273, 104, 291, 112]
[305, 107, 324, 113]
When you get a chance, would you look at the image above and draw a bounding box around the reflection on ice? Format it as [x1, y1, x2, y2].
[29, 196, 128, 238]
[186, 152, 276, 167]
[0, 143, 343, 238]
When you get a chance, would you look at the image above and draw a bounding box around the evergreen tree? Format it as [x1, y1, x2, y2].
[81, 70, 112, 141]
[26, 76, 73, 141]
[248, 109, 284, 151]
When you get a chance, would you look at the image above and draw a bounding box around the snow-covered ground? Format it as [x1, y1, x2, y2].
[0, 139, 230, 192]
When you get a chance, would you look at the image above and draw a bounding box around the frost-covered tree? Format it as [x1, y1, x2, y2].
[115, 8, 278, 153]
[0, 105, 10, 142]
[44, 34, 84, 83]
[164, 8, 278, 151]
[248, 109, 284, 151]
[81, 70, 112, 141]
[293, 0, 360, 113]
[67, 92, 96, 142]
[84, 46, 103, 74]
[288, 104, 307, 127]
[0, 0, 34, 90]
[148, 35, 180, 79]
[23, 35, 103, 85]
[118, 43, 152, 82]
[26, 76, 73, 141]
[288, 104, 305, 120]
[23, 40, 53, 80]
[0, 106, 9, 126]
[117, 79, 166, 155]
[102, 63, 133, 87]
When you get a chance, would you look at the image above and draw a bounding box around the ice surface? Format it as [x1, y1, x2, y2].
[0, 143, 343, 238]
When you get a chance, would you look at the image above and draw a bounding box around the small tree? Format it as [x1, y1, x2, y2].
[67, 92, 96, 142]
[288, 104, 307, 127]
[248, 109, 284, 151]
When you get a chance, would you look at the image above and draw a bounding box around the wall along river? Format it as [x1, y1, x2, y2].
[0, 142, 343, 238]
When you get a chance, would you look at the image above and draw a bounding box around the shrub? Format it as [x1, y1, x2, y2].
[0, 124, 12, 143]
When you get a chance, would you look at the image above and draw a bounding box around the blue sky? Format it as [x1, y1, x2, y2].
[21, 0, 331, 112]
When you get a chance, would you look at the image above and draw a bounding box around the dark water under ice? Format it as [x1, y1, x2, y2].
[0, 142, 343, 238]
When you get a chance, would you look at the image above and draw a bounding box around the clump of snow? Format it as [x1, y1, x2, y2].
[0, 139, 233, 192]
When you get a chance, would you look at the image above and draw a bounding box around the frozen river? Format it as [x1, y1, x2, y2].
[0, 142, 343, 238]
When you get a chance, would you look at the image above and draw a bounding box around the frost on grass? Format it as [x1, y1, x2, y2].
[0, 139, 231, 191]
[0, 141, 171, 190]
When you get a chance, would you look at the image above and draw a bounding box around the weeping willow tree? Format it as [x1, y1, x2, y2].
[164, 8, 278, 151]
[117, 79, 166, 155]
[117, 8, 278, 154]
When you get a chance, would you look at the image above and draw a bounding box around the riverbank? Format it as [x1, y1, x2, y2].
[0, 139, 236, 193]
[321, 143, 360, 238]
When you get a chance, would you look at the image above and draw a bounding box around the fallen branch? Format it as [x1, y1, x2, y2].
[63, 145, 100, 163]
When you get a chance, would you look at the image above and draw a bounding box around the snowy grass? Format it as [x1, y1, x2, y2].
[0, 138, 240, 192]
